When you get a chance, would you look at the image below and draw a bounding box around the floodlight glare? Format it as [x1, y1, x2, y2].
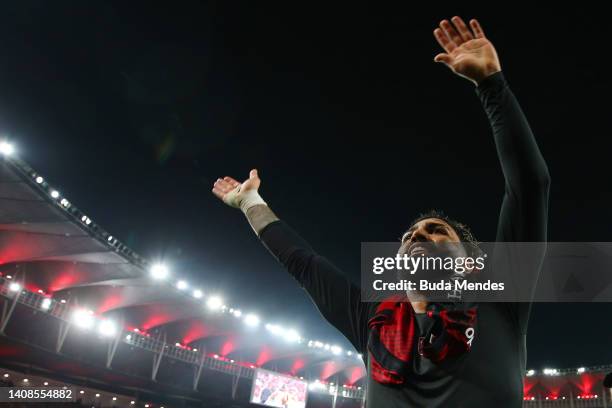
[284, 329, 301, 343]
[98, 319, 117, 337]
[72, 309, 94, 329]
[50, 190, 60, 198]
[0, 141, 14, 155]
[176, 280, 188, 290]
[41, 298, 52, 310]
[35, 176, 44, 184]
[8, 282, 21, 292]
[150, 263, 169, 280]
[244, 313, 260, 327]
[206, 296, 222, 310]
[192, 289, 203, 298]
[331, 345, 342, 355]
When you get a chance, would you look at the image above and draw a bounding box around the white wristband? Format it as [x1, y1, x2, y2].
[223, 185, 266, 213]
[239, 189, 267, 213]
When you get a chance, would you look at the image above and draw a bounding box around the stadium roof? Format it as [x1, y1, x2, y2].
[0, 149, 367, 398]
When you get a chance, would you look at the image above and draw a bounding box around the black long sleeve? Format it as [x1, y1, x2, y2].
[259, 220, 370, 352]
[258, 71, 550, 356]
[476, 72, 551, 333]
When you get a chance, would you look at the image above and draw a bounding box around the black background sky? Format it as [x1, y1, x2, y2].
[0, 2, 610, 369]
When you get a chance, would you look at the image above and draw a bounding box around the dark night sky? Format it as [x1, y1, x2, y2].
[0, 2, 610, 369]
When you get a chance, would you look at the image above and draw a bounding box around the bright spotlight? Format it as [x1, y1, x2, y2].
[284, 329, 301, 343]
[192, 289, 203, 299]
[577, 367, 586, 374]
[50, 190, 60, 199]
[244, 313, 260, 327]
[176, 280, 188, 290]
[35, 176, 44, 184]
[526, 369, 535, 377]
[9, 282, 21, 292]
[98, 319, 117, 337]
[232, 309, 242, 318]
[331, 345, 342, 355]
[265, 324, 282, 335]
[206, 296, 222, 310]
[23, 378, 29, 383]
[41, 298, 52, 310]
[72, 309, 94, 329]
[543, 368, 558, 376]
[3, 374, 8, 378]
[150, 263, 169, 280]
[0, 141, 14, 155]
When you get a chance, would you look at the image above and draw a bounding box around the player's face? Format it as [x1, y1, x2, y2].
[398, 218, 467, 258]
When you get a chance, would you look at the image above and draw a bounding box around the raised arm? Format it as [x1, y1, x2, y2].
[212, 170, 369, 352]
[432, 17, 550, 240]
[433, 17, 550, 331]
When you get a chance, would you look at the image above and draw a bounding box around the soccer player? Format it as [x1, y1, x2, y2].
[212, 16, 550, 407]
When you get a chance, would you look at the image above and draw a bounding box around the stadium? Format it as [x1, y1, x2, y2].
[1, 3, 612, 406]
[0, 143, 610, 407]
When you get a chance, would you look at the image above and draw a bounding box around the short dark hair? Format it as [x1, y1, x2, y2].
[406, 209, 480, 257]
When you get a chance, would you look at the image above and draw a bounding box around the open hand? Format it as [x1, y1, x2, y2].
[433, 17, 501, 85]
[212, 169, 261, 209]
